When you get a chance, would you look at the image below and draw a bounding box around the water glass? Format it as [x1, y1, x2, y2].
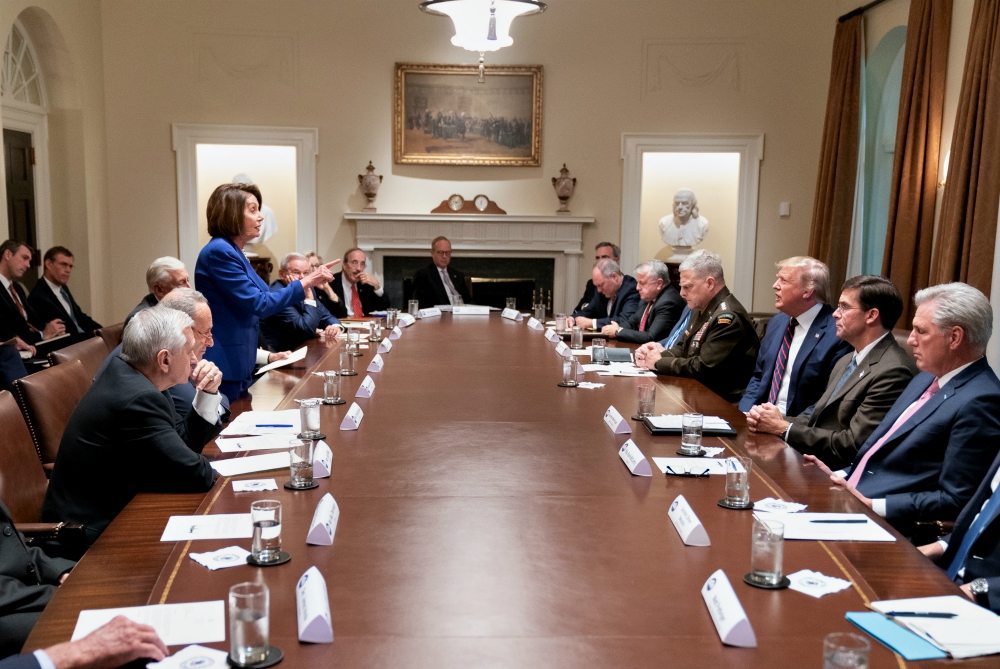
[637, 384, 655, 417]
[534, 303, 546, 321]
[408, 299, 419, 316]
[555, 313, 567, 332]
[229, 582, 269, 665]
[299, 398, 321, 438]
[385, 309, 398, 329]
[725, 456, 752, 507]
[348, 330, 362, 356]
[680, 412, 703, 454]
[505, 297, 517, 310]
[323, 370, 341, 404]
[561, 357, 578, 386]
[591, 338, 607, 363]
[750, 517, 784, 586]
[250, 500, 282, 563]
[369, 321, 381, 342]
[823, 633, 870, 669]
[288, 439, 314, 488]
[449, 293, 463, 306]
[340, 348, 356, 375]
[570, 326, 584, 349]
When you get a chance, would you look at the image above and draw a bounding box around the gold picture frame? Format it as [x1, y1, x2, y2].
[393, 62, 543, 166]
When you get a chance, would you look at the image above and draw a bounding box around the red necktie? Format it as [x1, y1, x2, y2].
[9, 284, 26, 319]
[351, 283, 363, 317]
[638, 303, 652, 332]
[768, 318, 798, 404]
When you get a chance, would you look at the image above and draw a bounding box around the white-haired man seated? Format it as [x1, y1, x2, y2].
[125, 256, 191, 326]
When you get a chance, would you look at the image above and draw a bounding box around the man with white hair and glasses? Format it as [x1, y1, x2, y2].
[125, 256, 191, 326]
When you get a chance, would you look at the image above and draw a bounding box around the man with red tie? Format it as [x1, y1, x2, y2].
[329, 247, 389, 318]
[600, 259, 684, 344]
[0, 240, 66, 346]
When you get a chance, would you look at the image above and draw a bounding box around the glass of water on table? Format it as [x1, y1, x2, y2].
[229, 581, 271, 666]
[250, 500, 282, 564]
[721, 455, 753, 509]
[287, 439, 315, 489]
[747, 517, 787, 588]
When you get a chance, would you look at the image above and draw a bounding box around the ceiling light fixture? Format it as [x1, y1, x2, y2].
[420, 0, 546, 82]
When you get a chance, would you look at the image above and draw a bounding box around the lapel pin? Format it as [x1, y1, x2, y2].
[815, 333, 820, 338]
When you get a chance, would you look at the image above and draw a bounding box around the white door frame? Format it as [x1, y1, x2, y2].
[2, 100, 52, 263]
[620, 132, 764, 307]
[171, 123, 319, 270]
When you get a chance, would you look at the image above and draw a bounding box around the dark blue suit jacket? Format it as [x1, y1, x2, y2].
[261, 280, 340, 352]
[738, 304, 850, 416]
[195, 237, 304, 398]
[0, 655, 40, 669]
[847, 357, 1000, 526]
[572, 274, 640, 329]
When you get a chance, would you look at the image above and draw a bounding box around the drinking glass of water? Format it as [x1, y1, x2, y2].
[724, 456, 752, 507]
[250, 500, 282, 564]
[823, 633, 870, 669]
[534, 303, 546, 321]
[591, 338, 607, 363]
[570, 326, 584, 349]
[299, 398, 321, 439]
[385, 309, 398, 329]
[340, 348, 356, 376]
[561, 358, 579, 387]
[749, 517, 784, 586]
[229, 582, 270, 666]
[637, 384, 655, 417]
[680, 412, 703, 455]
[555, 313, 567, 332]
[288, 439, 314, 489]
[506, 297, 517, 310]
[323, 370, 342, 405]
[408, 299, 419, 316]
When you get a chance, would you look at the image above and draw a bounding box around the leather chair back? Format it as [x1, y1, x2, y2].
[0, 390, 48, 523]
[893, 328, 913, 358]
[48, 335, 108, 382]
[96, 322, 125, 352]
[13, 359, 90, 472]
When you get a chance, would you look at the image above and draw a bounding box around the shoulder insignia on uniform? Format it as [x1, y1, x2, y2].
[716, 317, 732, 325]
[719, 301, 728, 310]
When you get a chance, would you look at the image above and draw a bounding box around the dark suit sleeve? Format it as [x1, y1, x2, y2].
[573, 281, 596, 315]
[411, 268, 439, 309]
[614, 290, 641, 329]
[0, 654, 43, 669]
[617, 292, 683, 344]
[316, 300, 340, 328]
[363, 284, 390, 313]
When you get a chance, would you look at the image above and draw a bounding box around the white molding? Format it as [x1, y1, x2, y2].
[619, 132, 764, 307]
[171, 123, 319, 270]
[2, 104, 52, 268]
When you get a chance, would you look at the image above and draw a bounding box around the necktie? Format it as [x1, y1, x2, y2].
[60, 286, 81, 331]
[847, 379, 940, 487]
[440, 268, 458, 301]
[768, 318, 798, 404]
[946, 483, 1000, 580]
[828, 356, 858, 400]
[664, 311, 691, 349]
[351, 283, 363, 317]
[638, 303, 652, 332]
[8, 284, 26, 320]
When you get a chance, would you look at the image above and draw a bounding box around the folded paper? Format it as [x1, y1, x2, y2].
[340, 402, 364, 430]
[555, 341, 572, 358]
[501, 308, 523, 321]
[545, 328, 559, 342]
[701, 569, 757, 647]
[604, 405, 631, 434]
[306, 493, 340, 546]
[377, 338, 392, 353]
[417, 307, 441, 318]
[356, 375, 376, 398]
[389, 326, 402, 340]
[453, 305, 490, 315]
[296, 566, 334, 643]
[367, 354, 384, 372]
[398, 314, 416, 327]
[669, 495, 710, 546]
[313, 441, 332, 478]
[618, 439, 652, 476]
[527, 317, 544, 330]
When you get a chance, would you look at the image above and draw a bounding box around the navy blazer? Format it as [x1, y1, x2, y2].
[195, 237, 304, 398]
[572, 274, 641, 329]
[0, 655, 41, 669]
[846, 357, 1000, 526]
[738, 304, 850, 416]
[27, 280, 101, 335]
[410, 263, 472, 310]
[0, 280, 43, 345]
[261, 279, 340, 351]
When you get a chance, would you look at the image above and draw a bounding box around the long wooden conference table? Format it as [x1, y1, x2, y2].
[24, 313, 996, 667]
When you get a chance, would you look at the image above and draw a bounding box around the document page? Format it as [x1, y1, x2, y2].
[761, 512, 895, 542]
[652, 457, 734, 475]
[220, 410, 300, 436]
[255, 346, 307, 375]
[870, 595, 1000, 658]
[215, 434, 292, 452]
[210, 451, 290, 477]
[72, 600, 225, 646]
[647, 415, 732, 430]
[160, 513, 253, 541]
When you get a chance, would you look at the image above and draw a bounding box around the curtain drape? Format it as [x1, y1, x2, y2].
[931, 0, 1000, 295]
[881, 0, 951, 325]
[809, 16, 864, 292]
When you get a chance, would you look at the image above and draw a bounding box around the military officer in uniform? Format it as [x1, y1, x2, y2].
[635, 249, 759, 403]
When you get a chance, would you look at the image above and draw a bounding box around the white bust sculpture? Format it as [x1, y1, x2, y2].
[658, 189, 709, 257]
[233, 173, 278, 246]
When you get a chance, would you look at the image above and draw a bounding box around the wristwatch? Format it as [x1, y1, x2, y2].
[970, 578, 990, 606]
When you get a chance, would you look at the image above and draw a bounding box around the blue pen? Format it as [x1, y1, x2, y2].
[256, 423, 293, 428]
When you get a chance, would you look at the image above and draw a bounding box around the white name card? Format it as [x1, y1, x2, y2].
[555, 341, 572, 358]
[545, 328, 559, 342]
[340, 402, 364, 430]
[366, 354, 384, 372]
[398, 313, 416, 327]
[604, 405, 631, 434]
[453, 305, 490, 315]
[668, 495, 710, 546]
[306, 493, 340, 546]
[313, 440, 332, 478]
[501, 308, 523, 321]
[527, 317, 544, 330]
[618, 439, 652, 476]
[417, 307, 441, 319]
[701, 569, 757, 648]
[377, 338, 392, 353]
[355, 375, 376, 398]
[296, 566, 333, 643]
[389, 326, 402, 340]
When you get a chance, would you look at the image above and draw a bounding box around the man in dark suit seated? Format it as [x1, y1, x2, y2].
[747, 275, 917, 470]
[635, 250, 760, 403]
[738, 256, 850, 417]
[805, 282, 1000, 532]
[0, 241, 66, 346]
[27, 247, 101, 337]
[600, 259, 684, 344]
[42, 306, 222, 544]
[0, 616, 167, 669]
[124, 256, 191, 326]
[411, 236, 472, 309]
[573, 242, 620, 313]
[329, 248, 389, 317]
[0, 342, 29, 394]
[566, 259, 639, 330]
[262, 252, 342, 351]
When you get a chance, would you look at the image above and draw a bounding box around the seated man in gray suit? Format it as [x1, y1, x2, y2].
[747, 275, 917, 470]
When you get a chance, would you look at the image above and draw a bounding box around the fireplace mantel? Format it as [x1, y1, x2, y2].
[344, 212, 594, 313]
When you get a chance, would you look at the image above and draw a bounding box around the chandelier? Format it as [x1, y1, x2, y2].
[420, 0, 546, 81]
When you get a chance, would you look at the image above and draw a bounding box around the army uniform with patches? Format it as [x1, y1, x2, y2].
[654, 286, 760, 402]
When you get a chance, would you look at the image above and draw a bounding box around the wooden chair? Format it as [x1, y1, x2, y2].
[13, 359, 90, 475]
[95, 322, 125, 353]
[48, 335, 108, 382]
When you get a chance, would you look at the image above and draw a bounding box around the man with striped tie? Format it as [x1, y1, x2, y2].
[28, 246, 102, 336]
[806, 282, 1000, 533]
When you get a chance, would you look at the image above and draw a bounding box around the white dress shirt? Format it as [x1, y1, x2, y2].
[44, 276, 74, 317]
[775, 302, 824, 414]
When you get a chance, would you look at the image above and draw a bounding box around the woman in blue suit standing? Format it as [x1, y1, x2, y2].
[196, 183, 336, 401]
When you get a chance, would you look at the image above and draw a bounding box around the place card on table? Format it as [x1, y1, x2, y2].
[296, 566, 334, 643]
[377, 338, 392, 353]
[555, 341, 572, 358]
[398, 313, 416, 327]
[388, 325, 402, 340]
[453, 305, 491, 315]
[701, 569, 757, 647]
[355, 375, 376, 398]
[313, 441, 333, 478]
[306, 493, 340, 546]
[501, 308, 523, 321]
[367, 354, 384, 372]
[545, 328, 559, 342]
[340, 402, 364, 430]
[417, 307, 441, 318]
[232, 479, 278, 492]
[668, 495, 710, 546]
[618, 439, 652, 476]
[527, 317, 544, 330]
[603, 405, 631, 434]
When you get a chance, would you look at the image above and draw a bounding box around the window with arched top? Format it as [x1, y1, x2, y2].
[1, 20, 45, 110]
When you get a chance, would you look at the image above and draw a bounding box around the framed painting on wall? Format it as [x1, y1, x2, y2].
[393, 62, 543, 166]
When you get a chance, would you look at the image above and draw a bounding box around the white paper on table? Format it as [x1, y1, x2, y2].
[646, 415, 733, 431]
[618, 439, 652, 476]
[232, 479, 278, 492]
[527, 317, 544, 330]
[398, 313, 416, 327]
[753, 498, 807, 514]
[340, 402, 364, 430]
[577, 382, 605, 389]
[296, 566, 334, 643]
[418, 307, 442, 318]
[500, 308, 523, 321]
[701, 447, 726, 458]
[763, 512, 895, 541]
[596, 369, 657, 377]
[701, 570, 757, 647]
[147, 644, 230, 669]
[453, 305, 490, 315]
[73, 601, 225, 646]
[306, 493, 340, 546]
[160, 513, 253, 541]
[786, 569, 851, 598]
[341, 321, 375, 329]
[652, 457, 734, 475]
[216, 434, 291, 452]
[220, 410, 300, 436]
[189, 546, 252, 571]
[313, 440, 333, 478]
[571, 347, 593, 356]
[255, 346, 307, 375]
[355, 375, 376, 398]
[668, 495, 711, 546]
[603, 405, 631, 434]
[211, 452, 290, 477]
[584, 361, 636, 373]
[367, 354, 384, 372]
[870, 595, 1000, 658]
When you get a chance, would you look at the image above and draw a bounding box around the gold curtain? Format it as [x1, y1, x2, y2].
[931, 0, 1000, 294]
[881, 0, 952, 325]
[809, 16, 863, 292]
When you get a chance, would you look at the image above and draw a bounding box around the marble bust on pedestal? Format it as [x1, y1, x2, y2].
[658, 189, 709, 261]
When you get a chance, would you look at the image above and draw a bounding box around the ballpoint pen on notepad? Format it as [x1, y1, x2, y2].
[255, 423, 293, 428]
[809, 519, 868, 524]
[885, 611, 957, 618]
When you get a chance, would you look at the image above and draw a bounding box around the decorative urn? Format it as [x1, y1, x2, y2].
[551, 163, 576, 214]
[358, 161, 383, 212]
